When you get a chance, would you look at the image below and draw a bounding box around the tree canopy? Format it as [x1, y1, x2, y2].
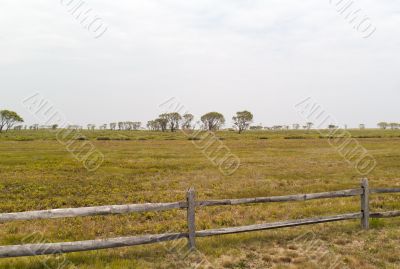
[201, 112, 225, 131]
[156, 114, 169, 132]
[377, 122, 388, 129]
[232, 111, 253, 133]
[165, 112, 182, 132]
[0, 110, 24, 132]
[181, 113, 194, 130]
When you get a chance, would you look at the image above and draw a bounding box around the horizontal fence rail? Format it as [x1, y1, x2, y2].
[195, 213, 362, 237]
[0, 233, 188, 258]
[0, 213, 363, 258]
[370, 188, 400, 194]
[0, 178, 399, 259]
[0, 189, 364, 223]
[370, 210, 400, 218]
[196, 188, 363, 207]
[0, 202, 187, 222]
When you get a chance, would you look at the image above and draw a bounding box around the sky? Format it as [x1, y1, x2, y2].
[0, 0, 399, 128]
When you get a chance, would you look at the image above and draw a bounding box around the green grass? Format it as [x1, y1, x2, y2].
[0, 129, 399, 268]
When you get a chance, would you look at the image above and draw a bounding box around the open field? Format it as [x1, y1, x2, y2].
[0, 129, 400, 268]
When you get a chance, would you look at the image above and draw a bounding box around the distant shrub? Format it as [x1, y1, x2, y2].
[188, 137, 200, 141]
[284, 136, 307, 139]
[15, 137, 34, 141]
[76, 136, 87, 141]
[112, 137, 131, 141]
[250, 126, 263, 130]
[138, 137, 148, 141]
[97, 137, 110, 140]
[259, 137, 269, 140]
[355, 135, 382, 139]
[319, 135, 383, 139]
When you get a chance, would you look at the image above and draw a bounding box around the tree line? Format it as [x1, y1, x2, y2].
[1, 109, 400, 133]
[0, 110, 254, 134]
[377, 122, 400, 130]
[146, 111, 253, 133]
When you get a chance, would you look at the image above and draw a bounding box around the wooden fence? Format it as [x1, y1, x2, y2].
[0, 178, 399, 258]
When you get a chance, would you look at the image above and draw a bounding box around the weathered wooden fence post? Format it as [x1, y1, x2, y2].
[361, 178, 369, 230]
[186, 187, 196, 250]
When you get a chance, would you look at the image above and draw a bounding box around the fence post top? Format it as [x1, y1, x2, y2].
[361, 178, 369, 187]
[187, 187, 195, 193]
[186, 187, 195, 199]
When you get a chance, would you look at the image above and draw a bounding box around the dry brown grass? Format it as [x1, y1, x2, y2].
[0, 129, 399, 268]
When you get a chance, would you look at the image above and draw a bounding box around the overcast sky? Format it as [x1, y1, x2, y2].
[1, 0, 399, 128]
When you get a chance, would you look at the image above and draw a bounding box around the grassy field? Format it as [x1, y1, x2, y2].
[0, 129, 400, 268]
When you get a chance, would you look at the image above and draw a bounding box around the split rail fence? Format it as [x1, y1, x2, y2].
[0, 178, 399, 258]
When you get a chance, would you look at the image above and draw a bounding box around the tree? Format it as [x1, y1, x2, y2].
[0, 110, 24, 132]
[67, 125, 81, 130]
[133, 122, 141, 130]
[110, 123, 116, 130]
[52, 124, 58, 130]
[147, 120, 161, 131]
[163, 113, 181, 132]
[292, 123, 300, 130]
[124, 122, 132, 130]
[249, 125, 263, 130]
[201, 112, 225, 131]
[87, 124, 96, 130]
[30, 124, 39, 130]
[181, 113, 194, 130]
[389, 123, 399, 130]
[378, 122, 388, 129]
[306, 122, 314, 130]
[124, 121, 141, 130]
[118, 122, 124, 130]
[232, 111, 253, 134]
[328, 124, 338, 129]
[157, 114, 169, 132]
